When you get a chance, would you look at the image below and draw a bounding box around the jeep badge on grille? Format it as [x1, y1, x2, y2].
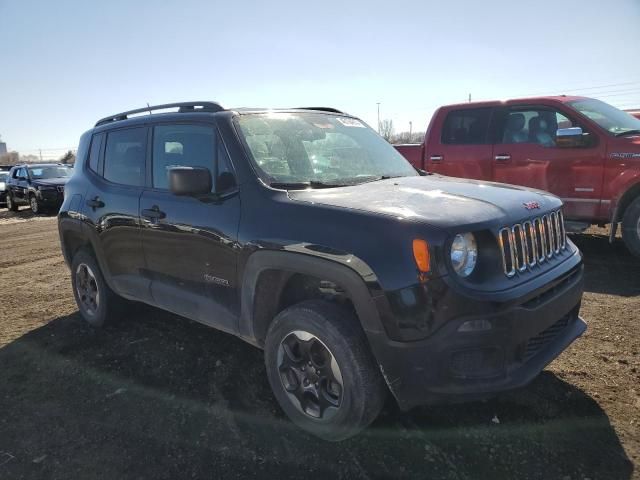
[523, 201, 540, 210]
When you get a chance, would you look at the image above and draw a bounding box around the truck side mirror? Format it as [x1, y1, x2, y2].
[169, 166, 212, 196]
[556, 127, 584, 148]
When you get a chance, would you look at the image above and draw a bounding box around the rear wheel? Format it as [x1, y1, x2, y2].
[71, 249, 126, 327]
[264, 300, 387, 441]
[6, 193, 18, 212]
[621, 196, 640, 257]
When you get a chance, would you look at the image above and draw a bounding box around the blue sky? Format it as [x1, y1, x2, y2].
[1, 0, 639, 155]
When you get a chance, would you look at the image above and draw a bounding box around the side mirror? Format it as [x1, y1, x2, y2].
[556, 127, 584, 148]
[169, 166, 212, 196]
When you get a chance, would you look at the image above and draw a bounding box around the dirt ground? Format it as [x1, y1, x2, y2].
[0, 208, 638, 480]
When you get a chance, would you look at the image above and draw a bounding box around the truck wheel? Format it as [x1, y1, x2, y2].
[6, 193, 18, 212]
[71, 249, 125, 327]
[622, 196, 640, 257]
[29, 194, 40, 214]
[264, 299, 387, 441]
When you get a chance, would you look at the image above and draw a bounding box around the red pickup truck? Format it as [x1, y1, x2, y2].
[395, 96, 640, 256]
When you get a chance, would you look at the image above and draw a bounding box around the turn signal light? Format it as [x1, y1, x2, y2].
[412, 239, 431, 273]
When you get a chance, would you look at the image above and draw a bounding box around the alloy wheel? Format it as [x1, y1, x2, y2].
[75, 263, 100, 316]
[277, 330, 344, 420]
[30, 196, 38, 214]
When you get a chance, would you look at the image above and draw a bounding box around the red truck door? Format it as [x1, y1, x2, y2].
[425, 107, 494, 181]
[491, 105, 605, 220]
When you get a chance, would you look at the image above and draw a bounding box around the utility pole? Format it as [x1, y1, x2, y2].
[376, 102, 381, 133]
[468, 93, 472, 103]
[409, 121, 413, 142]
[39, 149, 43, 161]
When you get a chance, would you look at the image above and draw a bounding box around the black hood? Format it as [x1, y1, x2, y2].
[287, 175, 562, 230]
[32, 177, 70, 187]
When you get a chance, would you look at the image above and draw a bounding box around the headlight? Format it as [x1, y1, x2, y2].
[450, 232, 478, 277]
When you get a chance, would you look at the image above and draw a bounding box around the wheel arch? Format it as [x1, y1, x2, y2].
[240, 250, 384, 347]
[610, 181, 640, 242]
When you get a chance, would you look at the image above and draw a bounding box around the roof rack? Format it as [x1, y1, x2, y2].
[95, 101, 224, 127]
[296, 107, 345, 114]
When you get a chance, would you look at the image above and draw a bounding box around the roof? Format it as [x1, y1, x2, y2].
[94, 101, 348, 128]
[440, 95, 589, 109]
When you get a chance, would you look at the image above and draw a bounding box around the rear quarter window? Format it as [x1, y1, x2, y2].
[441, 108, 493, 145]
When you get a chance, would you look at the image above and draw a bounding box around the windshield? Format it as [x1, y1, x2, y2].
[236, 112, 417, 187]
[28, 165, 73, 180]
[569, 98, 640, 135]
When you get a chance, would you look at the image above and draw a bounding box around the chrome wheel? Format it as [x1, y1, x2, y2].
[277, 330, 343, 420]
[30, 196, 39, 214]
[75, 263, 100, 316]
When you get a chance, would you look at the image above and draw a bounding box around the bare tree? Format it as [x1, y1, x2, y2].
[0, 151, 19, 166]
[60, 150, 76, 164]
[379, 119, 394, 141]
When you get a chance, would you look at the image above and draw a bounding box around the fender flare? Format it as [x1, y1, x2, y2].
[239, 250, 384, 345]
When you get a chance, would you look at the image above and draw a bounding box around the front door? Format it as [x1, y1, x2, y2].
[140, 123, 241, 333]
[492, 105, 605, 220]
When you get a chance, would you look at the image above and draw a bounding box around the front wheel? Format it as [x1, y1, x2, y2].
[621, 197, 640, 257]
[29, 194, 40, 214]
[264, 300, 387, 441]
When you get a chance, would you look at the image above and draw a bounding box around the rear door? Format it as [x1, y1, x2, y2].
[140, 122, 241, 333]
[492, 105, 605, 220]
[425, 107, 494, 181]
[82, 126, 151, 301]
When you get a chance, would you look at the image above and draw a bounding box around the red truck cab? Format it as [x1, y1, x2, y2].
[396, 96, 640, 256]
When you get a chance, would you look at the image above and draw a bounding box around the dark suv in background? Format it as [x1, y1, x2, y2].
[6, 163, 73, 214]
[58, 101, 586, 440]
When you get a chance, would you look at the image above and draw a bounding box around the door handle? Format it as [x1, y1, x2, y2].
[494, 154, 511, 162]
[430, 155, 443, 162]
[86, 197, 105, 208]
[142, 206, 166, 220]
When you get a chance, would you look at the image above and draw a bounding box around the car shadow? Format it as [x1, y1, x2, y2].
[0, 309, 633, 479]
[570, 232, 640, 297]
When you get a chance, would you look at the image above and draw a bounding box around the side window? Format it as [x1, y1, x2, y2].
[152, 124, 215, 190]
[441, 108, 492, 145]
[104, 128, 146, 186]
[88, 133, 103, 173]
[500, 108, 575, 147]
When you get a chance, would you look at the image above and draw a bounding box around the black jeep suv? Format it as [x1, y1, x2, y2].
[58, 101, 586, 440]
[6, 163, 73, 214]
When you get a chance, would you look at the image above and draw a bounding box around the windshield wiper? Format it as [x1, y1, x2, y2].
[615, 129, 640, 137]
[269, 180, 345, 190]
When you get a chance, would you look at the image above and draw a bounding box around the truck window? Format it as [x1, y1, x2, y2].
[499, 108, 574, 147]
[152, 124, 215, 190]
[441, 108, 492, 145]
[104, 127, 146, 187]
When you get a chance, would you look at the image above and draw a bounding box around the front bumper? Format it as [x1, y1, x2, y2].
[36, 189, 64, 209]
[368, 263, 585, 410]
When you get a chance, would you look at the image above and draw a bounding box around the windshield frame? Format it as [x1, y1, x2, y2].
[233, 111, 418, 189]
[567, 98, 640, 137]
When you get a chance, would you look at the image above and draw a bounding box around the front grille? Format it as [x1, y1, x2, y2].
[498, 210, 566, 278]
[523, 314, 570, 361]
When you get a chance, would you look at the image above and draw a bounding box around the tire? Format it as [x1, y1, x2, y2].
[621, 196, 640, 257]
[70, 249, 125, 327]
[29, 194, 40, 214]
[264, 299, 387, 441]
[6, 193, 18, 212]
